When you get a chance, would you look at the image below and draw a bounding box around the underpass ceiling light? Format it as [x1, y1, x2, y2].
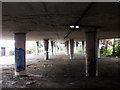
[69, 25, 79, 29]
[75, 25, 79, 29]
[69, 25, 74, 29]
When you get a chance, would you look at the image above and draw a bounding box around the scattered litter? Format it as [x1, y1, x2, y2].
[26, 81, 36, 85]
[27, 64, 34, 67]
[11, 81, 16, 85]
[29, 74, 43, 77]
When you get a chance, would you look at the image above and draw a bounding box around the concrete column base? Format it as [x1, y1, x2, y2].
[70, 56, 74, 59]
[15, 70, 26, 76]
[85, 71, 98, 77]
[44, 51, 49, 60]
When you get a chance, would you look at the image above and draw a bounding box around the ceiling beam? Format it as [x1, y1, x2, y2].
[64, 2, 95, 39]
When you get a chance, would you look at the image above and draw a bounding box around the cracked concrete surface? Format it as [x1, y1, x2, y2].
[1, 53, 119, 88]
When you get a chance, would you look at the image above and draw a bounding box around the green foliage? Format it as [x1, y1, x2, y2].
[106, 48, 112, 56]
[78, 48, 83, 53]
[114, 45, 120, 56]
[100, 47, 112, 56]
[29, 46, 36, 51]
[100, 45, 120, 57]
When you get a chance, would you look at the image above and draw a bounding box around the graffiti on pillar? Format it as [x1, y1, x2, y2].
[15, 48, 26, 72]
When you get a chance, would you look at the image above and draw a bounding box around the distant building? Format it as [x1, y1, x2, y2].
[0, 40, 15, 56]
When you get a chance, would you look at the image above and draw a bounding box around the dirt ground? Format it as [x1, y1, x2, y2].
[1, 53, 120, 89]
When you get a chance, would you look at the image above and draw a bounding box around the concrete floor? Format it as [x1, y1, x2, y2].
[1, 53, 120, 88]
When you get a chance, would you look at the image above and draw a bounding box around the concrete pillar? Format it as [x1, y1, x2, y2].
[57, 42, 59, 53]
[76, 41, 78, 52]
[1, 47, 5, 56]
[53, 42, 56, 54]
[51, 41, 54, 56]
[64, 42, 66, 54]
[54, 42, 57, 54]
[74, 41, 76, 53]
[105, 40, 108, 54]
[36, 41, 39, 56]
[44, 39, 49, 60]
[82, 41, 85, 54]
[66, 41, 69, 56]
[112, 39, 115, 56]
[69, 39, 74, 59]
[15, 33, 26, 76]
[85, 31, 97, 77]
[98, 39, 101, 58]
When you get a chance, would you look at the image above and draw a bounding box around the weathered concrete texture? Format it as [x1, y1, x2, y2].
[36, 41, 39, 56]
[85, 31, 97, 76]
[15, 33, 26, 76]
[2, 2, 119, 41]
[51, 41, 54, 56]
[44, 39, 49, 60]
[2, 53, 119, 88]
[69, 39, 74, 59]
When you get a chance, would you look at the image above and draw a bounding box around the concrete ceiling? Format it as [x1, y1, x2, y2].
[2, 2, 120, 41]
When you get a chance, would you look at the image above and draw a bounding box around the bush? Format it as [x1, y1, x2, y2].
[78, 48, 83, 53]
[114, 45, 120, 56]
[100, 47, 112, 56]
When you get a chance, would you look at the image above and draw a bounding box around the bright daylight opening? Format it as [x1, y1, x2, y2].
[0, 40, 37, 65]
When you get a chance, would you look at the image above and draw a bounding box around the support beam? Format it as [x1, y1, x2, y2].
[69, 39, 74, 59]
[112, 39, 115, 56]
[56, 42, 59, 53]
[98, 39, 101, 58]
[76, 41, 78, 52]
[44, 39, 49, 60]
[15, 33, 26, 76]
[85, 31, 97, 77]
[74, 41, 76, 53]
[105, 40, 108, 54]
[65, 41, 67, 55]
[36, 41, 39, 56]
[82, 41, 85, 54]
[66, 41, 69, 56]
[53, 42, 56, 54]
[51, 41, 54, 56]
[64, 2, 94, 39]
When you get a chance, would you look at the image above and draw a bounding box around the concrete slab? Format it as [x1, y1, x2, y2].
[1, 53, 119, 88]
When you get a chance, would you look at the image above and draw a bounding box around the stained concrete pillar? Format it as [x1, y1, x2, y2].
[44, 39, 49, 60]
[15, 33, 26, 76]
[66, 41, 69, 56]
[85, 31, 97, 77]
[57, 42, 59, 53]
[53, 42, 56, 54]
[76, 41, 78, 52]
[69, 39, 74, 59]
[51, 41, 54, 56]
[54, 42, 57, 54]
[64, 42, 66, 54]
[1, 47, 5, 56]
[112, 39, 115, 56]
[105, 40, 108, 54]
[82, 41, 85, 54]
[74, 41, 76, 53]
[98, 39, 101, 58]
[36, 41, 39, 56]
